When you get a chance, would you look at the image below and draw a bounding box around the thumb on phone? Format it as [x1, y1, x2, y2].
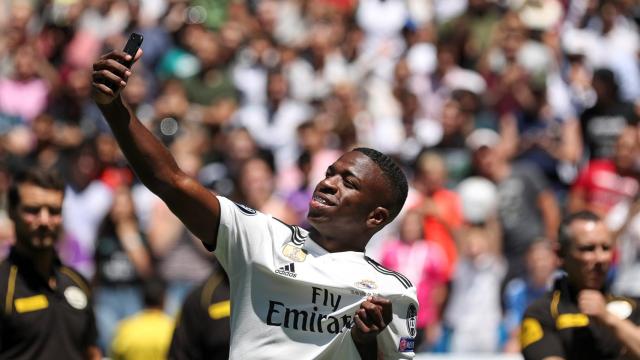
[133, 49, 143, 64]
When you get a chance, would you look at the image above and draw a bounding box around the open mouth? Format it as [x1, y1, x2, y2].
[311, 194, 335, 207]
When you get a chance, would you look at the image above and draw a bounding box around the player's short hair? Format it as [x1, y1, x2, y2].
[353, 147, 408, 222]
[8, 167, 65, 211]
[558, 210, 602, 257]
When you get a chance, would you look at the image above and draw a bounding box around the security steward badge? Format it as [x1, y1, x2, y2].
[64, 286, 87, 310]
[14, 295, 48, 313]
[607, 300, 633, 320]
[282, 243, 307, 262]
[520, 318, 544, 349]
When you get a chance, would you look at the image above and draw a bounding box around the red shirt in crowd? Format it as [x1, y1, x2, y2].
[571, 159, 638, 216]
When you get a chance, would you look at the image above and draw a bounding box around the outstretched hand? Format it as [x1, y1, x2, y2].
[91, 49, 143, 105]
[351, 296, 393, 346]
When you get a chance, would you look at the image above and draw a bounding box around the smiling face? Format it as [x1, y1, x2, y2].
[10, 183, 64, 251]
[307, 151, 392, 250]
[562, 219, 613, 290]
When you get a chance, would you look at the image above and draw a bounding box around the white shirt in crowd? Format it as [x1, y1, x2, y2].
[607, 200, 640, 297]
[62, 181, 113, 278]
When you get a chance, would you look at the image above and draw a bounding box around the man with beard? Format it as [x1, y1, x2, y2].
[91, 49, 418, 359]
[520, 211, 640, 359]
[0, 168, 100, 359]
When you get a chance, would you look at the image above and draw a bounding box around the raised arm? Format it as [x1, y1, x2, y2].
[91, 50, 220, 251]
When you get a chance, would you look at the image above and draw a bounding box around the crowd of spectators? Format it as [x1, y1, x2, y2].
[1, 0, 639, 356]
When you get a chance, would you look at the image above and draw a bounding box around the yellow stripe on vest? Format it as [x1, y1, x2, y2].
[15, 295, 49, 313]
[520, 318, 544, 348]
[208, 300, 231, 320]
[556, 313, 589, 329]
[5, 266, 17, 314]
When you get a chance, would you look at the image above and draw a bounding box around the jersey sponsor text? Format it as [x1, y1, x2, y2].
[266, 286, 352, 334]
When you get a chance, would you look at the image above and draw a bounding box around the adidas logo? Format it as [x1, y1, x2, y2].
[275, 263, 297, 278]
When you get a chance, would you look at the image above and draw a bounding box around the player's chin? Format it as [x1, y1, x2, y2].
[307, 210, 331, 225]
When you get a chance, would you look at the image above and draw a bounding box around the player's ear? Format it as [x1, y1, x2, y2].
[367, 207, 389, 228]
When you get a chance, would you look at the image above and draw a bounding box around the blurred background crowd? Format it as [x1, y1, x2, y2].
[1, 0, 639, 356]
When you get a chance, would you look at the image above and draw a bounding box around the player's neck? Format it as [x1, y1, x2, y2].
[309, 228, 367, 253]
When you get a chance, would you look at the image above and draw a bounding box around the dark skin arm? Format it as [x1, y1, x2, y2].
[91, 50, 220, 250]
[351, 296, 393, 360]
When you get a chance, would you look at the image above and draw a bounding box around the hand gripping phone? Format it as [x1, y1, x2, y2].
[121, 33, 143, 68]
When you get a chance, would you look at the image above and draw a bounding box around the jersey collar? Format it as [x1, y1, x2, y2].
[304, 237, 367, 261]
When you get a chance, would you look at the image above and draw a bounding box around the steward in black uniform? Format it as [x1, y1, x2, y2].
[169, 267, 231, 360]
[521, 211, 640, 360]
[521, 276, 640, 359]
[0, 168, 100, 359]
[0, 250, 98, 359]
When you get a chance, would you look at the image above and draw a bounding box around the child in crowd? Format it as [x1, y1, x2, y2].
[380, 210, 449, 351]
[442, 176, 506, 353]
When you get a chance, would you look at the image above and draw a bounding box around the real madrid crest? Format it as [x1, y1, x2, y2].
[282, 243, 307, 262]
[354, 279, 378, 290]
[64, 286, 87, 310]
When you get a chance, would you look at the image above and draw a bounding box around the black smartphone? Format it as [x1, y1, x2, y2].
[120, 33, 143, 68]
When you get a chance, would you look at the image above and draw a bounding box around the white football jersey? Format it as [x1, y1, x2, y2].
[214, 196, 419, 359]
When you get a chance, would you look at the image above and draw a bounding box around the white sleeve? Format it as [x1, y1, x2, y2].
[377, 288, 419, 359]
[214, 196, 272, 274]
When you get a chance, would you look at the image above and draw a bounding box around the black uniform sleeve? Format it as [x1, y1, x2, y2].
[83, 301, 99, 349]
[521, 300, 565, 360]
[626, 297, 640, 326]
[169, 284, 207, 360]
[169, 271, 231, 360]
[62, 266, 99, 350]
